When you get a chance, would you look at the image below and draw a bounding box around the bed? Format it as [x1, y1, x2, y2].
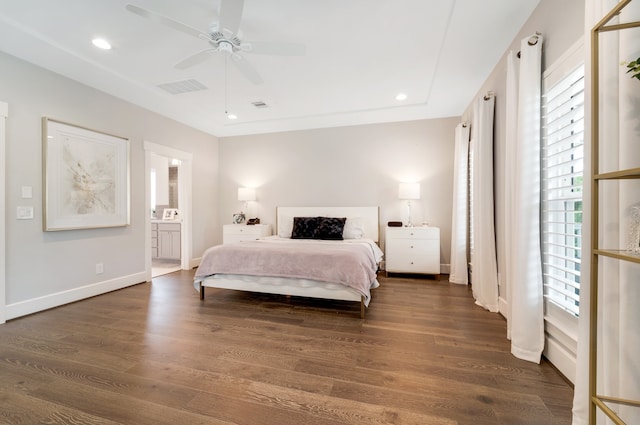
[194, 206, 382, 318]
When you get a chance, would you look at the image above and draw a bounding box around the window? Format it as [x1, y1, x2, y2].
[542, 64, 584, 318]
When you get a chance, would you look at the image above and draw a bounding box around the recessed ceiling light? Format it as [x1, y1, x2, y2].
[227, 114, 238, 120]
[395, 93, 408, 101]
[92, 38, 112, 50]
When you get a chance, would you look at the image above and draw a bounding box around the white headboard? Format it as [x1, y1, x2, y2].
[276, 206, 380, 242]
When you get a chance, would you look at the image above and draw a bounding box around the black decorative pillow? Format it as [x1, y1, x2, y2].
[291, 216, 320, 239]
[317, 217, 346, 240]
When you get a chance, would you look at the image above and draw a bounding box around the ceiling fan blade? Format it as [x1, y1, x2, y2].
[242, 41, 306, 56]
[230, 54, 263, 85]
[126, 4, 206, 40]
[218, 0, 244, 36]
[175, 48, 216, 69]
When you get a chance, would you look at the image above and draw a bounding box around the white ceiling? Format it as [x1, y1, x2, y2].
[0, 0, 539, 137]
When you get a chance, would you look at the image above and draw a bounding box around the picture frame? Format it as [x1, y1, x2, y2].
[232, 212, 246, 224]
[163, 208, 178, 220]
[42, 118, 130, 231]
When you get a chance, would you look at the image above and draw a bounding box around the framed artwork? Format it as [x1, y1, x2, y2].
[42, 118, 130, 231]
[232, 212, 246, 224]
[163, 208, 178, 220]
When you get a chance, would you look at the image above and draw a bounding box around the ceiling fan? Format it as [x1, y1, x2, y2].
[126, 0, 305, 85]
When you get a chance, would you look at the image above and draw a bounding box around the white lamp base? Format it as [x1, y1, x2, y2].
[405, 200, 414, 227]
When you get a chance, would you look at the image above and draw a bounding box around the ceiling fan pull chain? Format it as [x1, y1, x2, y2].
[224, 55, 228, 116]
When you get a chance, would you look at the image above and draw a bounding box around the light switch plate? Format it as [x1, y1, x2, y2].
[17, 206, 34, 220]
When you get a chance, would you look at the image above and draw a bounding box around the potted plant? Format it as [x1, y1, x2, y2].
[624, 56, 640, 81]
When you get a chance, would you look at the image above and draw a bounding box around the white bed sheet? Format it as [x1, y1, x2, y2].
[195, 236, 383, 306]
[195, 206, 382, 317]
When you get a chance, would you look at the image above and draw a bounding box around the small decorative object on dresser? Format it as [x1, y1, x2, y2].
[385, 225, 440, 275]
[162, 208, 178, 220]
[232, 212, 246, 224]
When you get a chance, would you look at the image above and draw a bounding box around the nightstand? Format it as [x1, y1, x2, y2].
[223, 224, 272, 244]
[385, 226, 440, 275]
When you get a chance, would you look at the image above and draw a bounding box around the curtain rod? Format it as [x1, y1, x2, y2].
[517, 31, 542, 58]
[484, 91, 495, 101]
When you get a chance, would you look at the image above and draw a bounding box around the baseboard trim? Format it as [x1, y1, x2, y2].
[189, 257, 201, 269]
[543, 336, 576, 384]
[498, 296, 508, 318]
[5, 272, 147, 320]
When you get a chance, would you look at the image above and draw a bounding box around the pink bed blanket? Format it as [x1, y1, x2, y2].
[194, 237, 382, 299]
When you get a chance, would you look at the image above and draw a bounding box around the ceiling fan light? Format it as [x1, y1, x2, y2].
[91, 38, 112, 50]
[219, 41, 234, 56]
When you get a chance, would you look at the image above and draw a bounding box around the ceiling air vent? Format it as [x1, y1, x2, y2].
[251, 100, 269, 108]
[157, 79, 208, 95]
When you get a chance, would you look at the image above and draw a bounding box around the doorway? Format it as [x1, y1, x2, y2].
[150, 153, 181, 277]
[144, 142, 193, 281]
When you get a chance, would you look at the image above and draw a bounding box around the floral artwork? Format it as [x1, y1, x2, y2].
[43, 118, 129, 231]
[62, 138, 116, 215]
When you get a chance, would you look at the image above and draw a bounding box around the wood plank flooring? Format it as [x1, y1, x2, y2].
[0, 270, 574, 425]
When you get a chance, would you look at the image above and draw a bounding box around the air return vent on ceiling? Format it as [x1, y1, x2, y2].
[251, 100, 269, 108]
[157, 79, 208, 95]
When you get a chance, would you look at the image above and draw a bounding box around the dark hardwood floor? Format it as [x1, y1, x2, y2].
[0, 270, 573, 425]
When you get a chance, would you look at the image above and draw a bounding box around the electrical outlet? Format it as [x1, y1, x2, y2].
[96, 263, 104, 274]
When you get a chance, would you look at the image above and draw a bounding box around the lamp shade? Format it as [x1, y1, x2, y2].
[398, 183, 420, 200]
[237, 187, 256, 201]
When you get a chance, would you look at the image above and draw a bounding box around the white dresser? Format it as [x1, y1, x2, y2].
[385, 226, 440, 275]
[223, 224, 272, 244]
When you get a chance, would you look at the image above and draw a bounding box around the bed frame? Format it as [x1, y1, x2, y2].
[198, 206, 380, 318]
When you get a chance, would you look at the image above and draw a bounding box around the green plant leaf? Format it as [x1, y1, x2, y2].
[624, 57, 640, 80]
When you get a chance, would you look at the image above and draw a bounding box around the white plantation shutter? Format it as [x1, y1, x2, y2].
[542, 64, 584, 318]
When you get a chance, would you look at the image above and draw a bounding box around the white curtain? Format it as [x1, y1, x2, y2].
[0, 101, 5, 325]
[507, 35, 545, 364]
[449, 123, 470, 285]
[573, 1, 640, 423]
[504, 51, 519, 339]
[470, 95, 499, 312]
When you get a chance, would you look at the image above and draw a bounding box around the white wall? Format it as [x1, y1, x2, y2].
[1, 51, 219, 318]
[150, 153, 170, 207]
[218, 117, 459, 268]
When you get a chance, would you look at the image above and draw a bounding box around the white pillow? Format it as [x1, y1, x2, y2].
[278, 215, 294, 237]
[343, 217, 364, 239]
